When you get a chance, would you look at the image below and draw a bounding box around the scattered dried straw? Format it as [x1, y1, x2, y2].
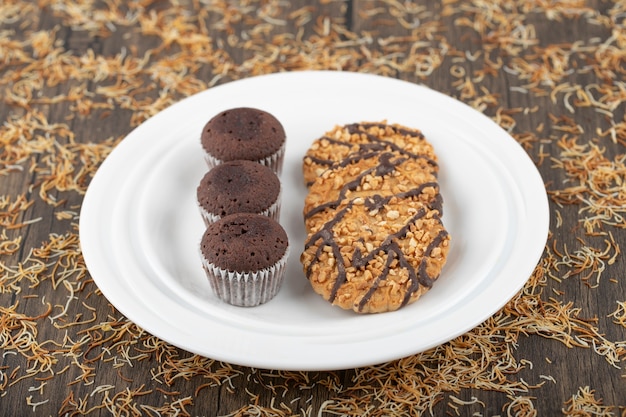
[1, 0, 625, 415]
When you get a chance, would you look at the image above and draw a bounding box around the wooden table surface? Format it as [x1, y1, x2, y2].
[2, 1, 626, 415]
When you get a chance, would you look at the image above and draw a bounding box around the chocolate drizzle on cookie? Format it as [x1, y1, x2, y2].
[303, 122, 438, 186]
[304, 199, 448, 311]
[304, 151, 442, 219]
[301, 121, 450, 313]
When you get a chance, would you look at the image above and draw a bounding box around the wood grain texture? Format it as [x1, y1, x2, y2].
[1, 1, 625, 415]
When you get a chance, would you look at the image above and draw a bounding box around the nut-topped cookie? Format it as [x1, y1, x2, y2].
[300, 199, 449, 313]
[303, 151, 441, 231]
[300, 121, 450, 314]
[302, 122, 438, 186]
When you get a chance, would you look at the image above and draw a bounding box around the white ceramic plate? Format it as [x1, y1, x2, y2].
[79, 71, 549, 371]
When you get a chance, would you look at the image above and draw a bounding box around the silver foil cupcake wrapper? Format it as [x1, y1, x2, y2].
[197, 187, 282, 227]
[203, 142, 286, 176]
[200, 245, 289, 307]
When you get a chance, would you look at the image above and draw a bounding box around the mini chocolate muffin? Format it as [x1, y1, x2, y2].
[197, 160, 281, 226]
[201, 107, 286, 175]
[200, 213, 289, 307]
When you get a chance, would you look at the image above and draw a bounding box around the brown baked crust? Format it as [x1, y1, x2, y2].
[300, 122, 450, 314]
[197, 160, 280, 218]
[201, 107, 285, 161]
[202, 213, 288, 272]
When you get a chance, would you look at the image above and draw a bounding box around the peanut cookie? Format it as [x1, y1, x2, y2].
[300, 122, 450, 314]
[302, 122, 438, 186]
[303, 151, 441, 232]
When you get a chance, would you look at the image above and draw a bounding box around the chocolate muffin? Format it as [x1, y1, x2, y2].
[200, 213, 289, 307]
[197, 160, 281, 226]
[201, 107, 286, 175]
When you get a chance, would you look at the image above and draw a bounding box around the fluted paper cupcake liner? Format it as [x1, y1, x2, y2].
[200, 245, 289, 307]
